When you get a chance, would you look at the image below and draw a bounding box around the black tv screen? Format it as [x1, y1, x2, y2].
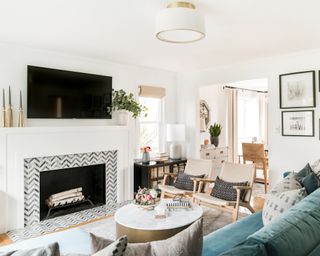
[27, 66, 112, 119]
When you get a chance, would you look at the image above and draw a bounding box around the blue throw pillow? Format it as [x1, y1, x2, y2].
[301, 172, 320, 194]
[295, 163, 313, 183]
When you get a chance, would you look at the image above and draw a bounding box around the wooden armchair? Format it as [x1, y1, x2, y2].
[158, 159, 214, 199]
[242, 143, 268, 193]
[193, 162, 255, 221]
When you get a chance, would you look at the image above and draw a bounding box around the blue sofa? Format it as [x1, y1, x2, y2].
[1, 188, 320, 256]
[203, 187, 320, 256]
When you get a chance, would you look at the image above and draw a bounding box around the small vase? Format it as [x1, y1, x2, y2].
[142, 152, 150, 164]
[117, 110, 129, 126]
[210, 136, 219, 147]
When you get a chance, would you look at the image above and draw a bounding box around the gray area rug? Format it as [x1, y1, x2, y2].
[80, 206, 248, 240]
[7, 183, 264, 242]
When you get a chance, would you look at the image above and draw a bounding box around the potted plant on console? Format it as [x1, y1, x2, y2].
[107, 89, 147, 125]
[209, 123, 222, 147]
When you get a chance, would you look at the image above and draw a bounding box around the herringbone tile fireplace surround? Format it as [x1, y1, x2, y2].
[24, 150, 118, 227]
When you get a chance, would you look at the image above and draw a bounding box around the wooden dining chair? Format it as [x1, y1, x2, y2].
[242, 143, 268, 193]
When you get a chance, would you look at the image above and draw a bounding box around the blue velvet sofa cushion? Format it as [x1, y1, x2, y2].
[218, 240, 266, 256]
[248, 188, 320, 256]
[202, 211, 263, 256]
[308, 243, 320, 256]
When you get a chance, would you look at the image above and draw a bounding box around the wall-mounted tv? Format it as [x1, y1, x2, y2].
[27, 66, 112, 119]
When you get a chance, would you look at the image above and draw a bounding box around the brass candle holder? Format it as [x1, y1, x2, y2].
[6, 104, 13, 127]
[18, 108, 24, 127]
[1, 107, 5, 127]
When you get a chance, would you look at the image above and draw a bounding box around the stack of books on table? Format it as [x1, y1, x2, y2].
[154, 152, 169, 162]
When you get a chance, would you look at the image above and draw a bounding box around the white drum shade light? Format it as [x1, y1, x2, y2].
[156, 1, 205, 43]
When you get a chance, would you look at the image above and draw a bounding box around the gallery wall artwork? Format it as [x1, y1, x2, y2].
[279, 71, 315, 109]
[282, 110, 314, 137]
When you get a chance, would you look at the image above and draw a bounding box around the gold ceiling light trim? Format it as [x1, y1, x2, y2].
[167, 2, 196, 9]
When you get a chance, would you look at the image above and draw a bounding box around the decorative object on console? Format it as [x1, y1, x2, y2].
[107, 89, 147, 125]
[18, 90, 24, 127]
[155, 1, 205, 43]
[2, 88, 6, 127]
[6, 85, 13, 127]
[140, 146, 151, 164]
[167, 124, 185, 160]
[209, 123, 222, 147]
[281, 110, 314, 137]
[279, 71, 315, 108]
[200, 100, 210, 132]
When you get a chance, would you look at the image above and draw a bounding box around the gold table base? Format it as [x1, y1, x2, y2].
[116, 222, 191, 243]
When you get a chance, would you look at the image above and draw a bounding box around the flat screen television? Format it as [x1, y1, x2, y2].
[27, 66, 112, 119]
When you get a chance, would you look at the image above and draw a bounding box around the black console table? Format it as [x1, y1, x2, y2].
[133, 158, 187, 193]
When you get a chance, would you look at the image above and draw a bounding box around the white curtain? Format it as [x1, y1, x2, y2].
[227, 89, 238, 163]
[259, 93, 268, 146]
[227, 88, 268, 163]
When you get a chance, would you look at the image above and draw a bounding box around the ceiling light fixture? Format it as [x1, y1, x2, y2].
[155, 1, 205, 43]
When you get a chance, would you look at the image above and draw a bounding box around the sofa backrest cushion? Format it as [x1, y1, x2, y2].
[249, 188, 320, 256]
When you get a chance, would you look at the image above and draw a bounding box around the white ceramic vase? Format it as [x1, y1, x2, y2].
[117, 110, 129, 125]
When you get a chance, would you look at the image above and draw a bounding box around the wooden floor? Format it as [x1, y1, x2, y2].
[0, 233, 11, 247]
[0, 194, 265, 248]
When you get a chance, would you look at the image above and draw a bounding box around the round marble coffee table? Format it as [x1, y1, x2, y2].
[114, 200, 203, 243]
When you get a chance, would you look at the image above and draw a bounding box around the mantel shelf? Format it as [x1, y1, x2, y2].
[0, 125, 129, 135]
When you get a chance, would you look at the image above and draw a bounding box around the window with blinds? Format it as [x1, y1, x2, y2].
[138, 86, 165, 155]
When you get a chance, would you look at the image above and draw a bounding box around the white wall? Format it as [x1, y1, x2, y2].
[0, 42, 177, 173]
[199, 84, 228, 147]
[177, 48, 320, 187]
[0, 42, 177, 128]
[0, 43, 178, 232]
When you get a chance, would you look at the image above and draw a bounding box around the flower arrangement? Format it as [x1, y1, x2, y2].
[140, 146, 152, 153]
[135, 187, 159, 206]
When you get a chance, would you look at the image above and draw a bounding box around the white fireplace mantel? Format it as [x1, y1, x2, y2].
[0, 126, 132, 233]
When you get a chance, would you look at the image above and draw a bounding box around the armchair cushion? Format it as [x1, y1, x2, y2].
[158, 185, 191, 195]
[193, 193, 231, 206]
[210, 177, 248, 201]
[173, 173, 205, 191]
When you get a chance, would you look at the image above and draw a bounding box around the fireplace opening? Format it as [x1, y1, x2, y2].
[40, 164, 106, 220]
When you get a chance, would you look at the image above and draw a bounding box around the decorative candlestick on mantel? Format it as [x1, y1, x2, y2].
[1, 88, 6, 127]
[18, 90, 24, 127]
[6, 86, 13, 127]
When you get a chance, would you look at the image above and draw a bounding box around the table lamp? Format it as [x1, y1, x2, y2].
[166, 124, 185, 160]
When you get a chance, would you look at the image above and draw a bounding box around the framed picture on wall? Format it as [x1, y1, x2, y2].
[282, 110, 314, 137]
[279, 71, 315, 108]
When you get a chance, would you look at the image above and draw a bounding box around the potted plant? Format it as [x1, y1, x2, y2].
[107, 89, 147, 125]
[209, 123, 222, 147]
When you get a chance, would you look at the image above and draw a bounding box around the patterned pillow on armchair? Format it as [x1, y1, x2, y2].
[210, 177, 248, 201]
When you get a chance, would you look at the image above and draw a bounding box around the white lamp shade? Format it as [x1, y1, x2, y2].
[156, 6, 205, 43]
[167, 124, 186, 142]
